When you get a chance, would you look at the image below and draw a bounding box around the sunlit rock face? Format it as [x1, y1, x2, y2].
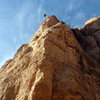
[0, 15, 100, 100]
[84, 17, 98, 25]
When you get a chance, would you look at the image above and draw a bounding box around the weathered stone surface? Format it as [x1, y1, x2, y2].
[0, 16, 100, 100]
[85, 17, 98, 25]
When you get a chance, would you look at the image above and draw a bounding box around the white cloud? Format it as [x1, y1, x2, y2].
[63, 0, 86, 28]
[65, 3, 75, 12]
[37, 4, 43, 21]
[0, 0, 46, 67]
[65, 0, 83, 13]
[15, 0, 45, 43]
[76, 12, 85, 19]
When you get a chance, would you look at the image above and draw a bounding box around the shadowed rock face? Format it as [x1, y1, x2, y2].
[0, 16, 100, 100]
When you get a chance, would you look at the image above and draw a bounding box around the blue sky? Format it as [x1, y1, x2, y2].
[0, 0, 100, 67]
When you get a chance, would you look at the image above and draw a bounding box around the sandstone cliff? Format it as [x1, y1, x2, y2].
[0, 16, 100, 100]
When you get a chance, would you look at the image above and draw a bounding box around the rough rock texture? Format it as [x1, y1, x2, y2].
[0, 15, 100, 100]
[84, 17, 98, 25]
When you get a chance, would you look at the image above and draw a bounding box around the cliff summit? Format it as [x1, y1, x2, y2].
[0, 15, 100, 100]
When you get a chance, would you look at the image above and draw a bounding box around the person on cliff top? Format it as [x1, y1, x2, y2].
[44, 14, 47, 18]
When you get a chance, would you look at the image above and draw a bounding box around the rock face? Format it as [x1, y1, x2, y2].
[0, 15, 100, 100]
[84, 17, 98, 25]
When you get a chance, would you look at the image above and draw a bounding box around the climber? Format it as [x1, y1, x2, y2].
[44, 13, 47, 18]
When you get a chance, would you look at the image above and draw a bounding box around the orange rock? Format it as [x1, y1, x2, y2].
[0, 16, 100, 100]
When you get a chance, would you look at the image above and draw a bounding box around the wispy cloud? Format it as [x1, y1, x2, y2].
[65, 3, 75, 13]
[0, 0, 45, 67]
[15, 2, 32, 43]
[65, 0, 83, 13]
[37, 0, 44, 21]
[63, 0, 86, 28]
[15, 0, 45, 43]
[76, 12, 85, 19]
